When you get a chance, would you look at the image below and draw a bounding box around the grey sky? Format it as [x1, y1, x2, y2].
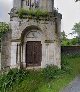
[0, 0, 13, 22]
[54, 0, 80, 38]
[0, 0, 80, 38]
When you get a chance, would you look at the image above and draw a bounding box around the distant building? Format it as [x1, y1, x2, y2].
[1, 0, 62, 69]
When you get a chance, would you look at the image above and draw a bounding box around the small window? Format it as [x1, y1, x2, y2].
[30, 0, 31, 7]
[35, 0, 39, 8]
[26, 0, 31, 7]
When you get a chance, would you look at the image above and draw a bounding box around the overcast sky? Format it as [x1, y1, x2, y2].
[55, 0, 80, 38]
[0, 0, 80, 38]
[0, 0, 13, 22]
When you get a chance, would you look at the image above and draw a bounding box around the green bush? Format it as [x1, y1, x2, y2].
[17, 8, 28, 18]
[0, 65, 65, 91]
[0, 68, 30, 91]
[61, 55, 72, 73]
[0, 55, 80, 92]
[42, 65, 61, 81]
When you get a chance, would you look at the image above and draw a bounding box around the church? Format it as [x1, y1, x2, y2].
[1, 0, 62, 69]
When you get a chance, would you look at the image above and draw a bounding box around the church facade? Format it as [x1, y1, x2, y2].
[1, 0, 62, 69]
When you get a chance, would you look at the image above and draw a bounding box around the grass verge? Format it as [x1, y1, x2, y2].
[0, 56, 80, 92]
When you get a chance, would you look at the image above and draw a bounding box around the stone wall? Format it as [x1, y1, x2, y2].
[13, 0, 21, 9]
[13, 0, 54, 12]
[10, 16, 61, 68]
[0, 0, 62, 69]
[11, 18, 56, 40]
[1, 31, 12, 69]
[61, 46, 80, 55]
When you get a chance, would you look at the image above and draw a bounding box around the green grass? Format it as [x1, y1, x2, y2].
[0, 56, 80, 92]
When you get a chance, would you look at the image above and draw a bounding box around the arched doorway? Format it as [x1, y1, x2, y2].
[21, 25, 45, 67]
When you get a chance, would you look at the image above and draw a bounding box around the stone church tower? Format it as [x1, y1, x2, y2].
[1, 0, 62, 69]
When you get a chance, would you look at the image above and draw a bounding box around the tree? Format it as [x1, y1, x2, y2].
[61, 31, 79, 46]
[70, 37, 79, 45]
[0, 22, 9, 38]
[72, 22, 80, 38]
[61, 31, 67, 40]
[61, 31, 70, 46]
[0, 22, 10, 50]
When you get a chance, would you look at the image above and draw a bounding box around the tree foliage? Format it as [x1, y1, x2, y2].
[70, 37, 79, 45]
[61, 31, 67, 40]
[61, 31, 69, 46]
[61, 31, 79, 46]
[0, 22, 9, 38]
[72, 22, 80, 37]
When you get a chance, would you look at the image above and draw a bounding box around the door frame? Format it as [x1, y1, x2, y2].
[25, 41, 42, 67]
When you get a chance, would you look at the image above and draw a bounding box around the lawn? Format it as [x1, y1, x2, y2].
[0, 56, 80, 92]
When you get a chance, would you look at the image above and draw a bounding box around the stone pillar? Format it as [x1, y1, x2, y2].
[45, 43, 49, 64]
[1, 31, 11, 70]
[23, 44, 26, 64]
[39, 0, 47, 11]
[16, 44, 20, 68]
[39, 0, 54, 12]
[13, 0, 21, 9]
[54, 42, 61, 68]
[16, 44, 18, 64]
[41, 43, 49, 68]
[22, 44, 26, 68]
[47, 0, 54, 12]
[11, 42, 17, 68]
[19, 44, 26, 69]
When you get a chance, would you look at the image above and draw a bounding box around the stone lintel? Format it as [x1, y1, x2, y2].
[45, 40, 54, 43]
[11, 39, 21, 42]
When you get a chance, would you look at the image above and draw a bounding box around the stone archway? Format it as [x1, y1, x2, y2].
[20, 25, 45, 68]
[21, 25, 44, 44]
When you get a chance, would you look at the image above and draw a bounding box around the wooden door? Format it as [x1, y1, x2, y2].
[26, 41, 42, 67]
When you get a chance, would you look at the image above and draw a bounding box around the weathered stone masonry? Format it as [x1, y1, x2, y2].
[1, 0, 62, 69]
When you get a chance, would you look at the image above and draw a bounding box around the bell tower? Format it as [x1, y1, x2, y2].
[13, 0, 54, 12]
[7, 0, 62, 69]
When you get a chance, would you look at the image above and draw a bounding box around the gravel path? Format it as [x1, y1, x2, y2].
[60, 76, 80, 92]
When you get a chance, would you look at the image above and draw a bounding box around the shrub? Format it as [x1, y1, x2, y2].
[17, 8, 49, 19]
[61, 55, 72, 73]
[42, 65, 61, 81]
[0, 68, 30, 91]
[17, 8, 28, 18]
